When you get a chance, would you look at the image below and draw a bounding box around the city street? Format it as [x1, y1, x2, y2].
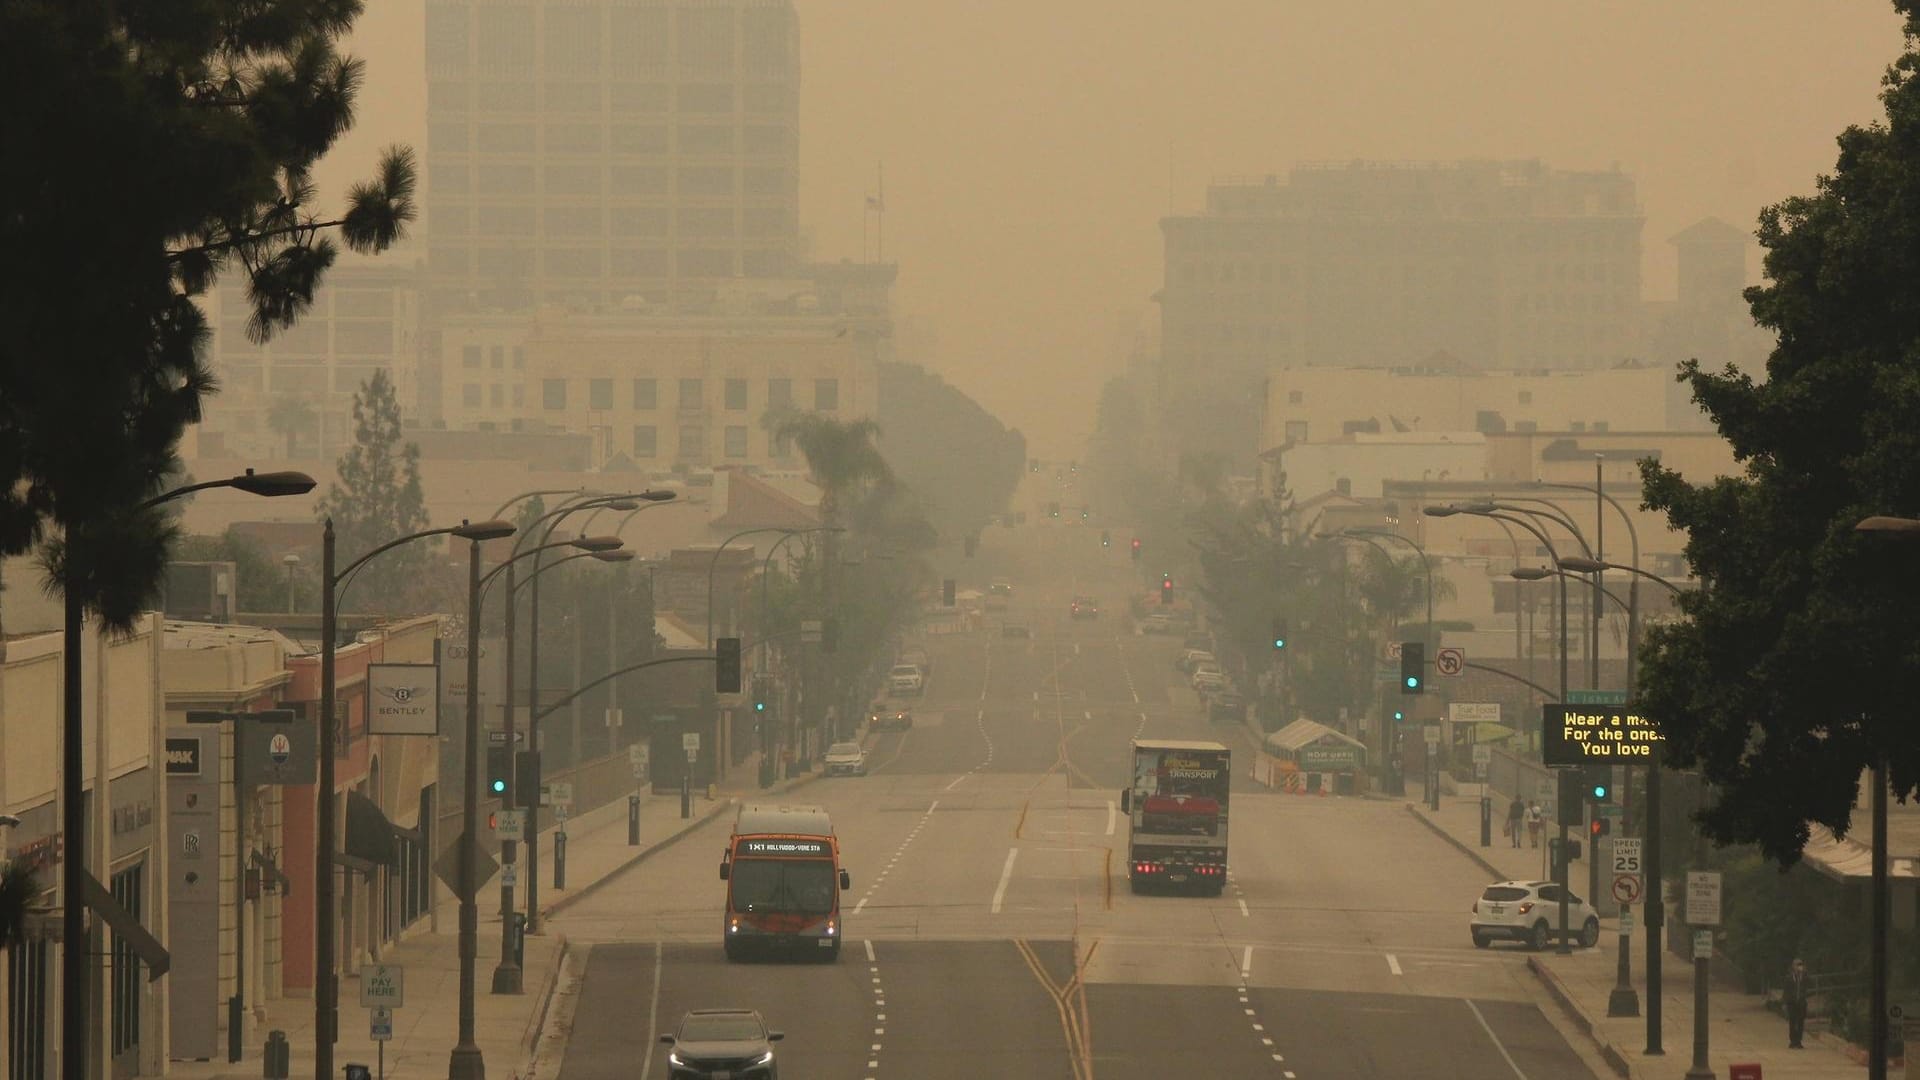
[550, 514, 1607, 1080]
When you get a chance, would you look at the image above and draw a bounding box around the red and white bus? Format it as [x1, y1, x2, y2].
[719, 803, 850, 961]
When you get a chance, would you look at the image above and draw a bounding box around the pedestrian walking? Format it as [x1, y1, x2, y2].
[1525, 801, 1544, 848]
[1506, 795, 1525, 848]
[1783, 958, 1810, 1048]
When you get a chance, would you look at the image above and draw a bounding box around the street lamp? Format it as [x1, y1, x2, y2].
[57, 469, 314, 1080]
[707, 527, 811, 646]
[316, 516, 515, 1080]
[1850, 514, 1914, 1080]
[756, 528, 843, 775]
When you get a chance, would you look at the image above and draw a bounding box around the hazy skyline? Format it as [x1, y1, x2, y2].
[315, 1, 1903, 459]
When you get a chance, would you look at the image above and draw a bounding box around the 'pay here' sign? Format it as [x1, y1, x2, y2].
[1541, 705, 1665, 767]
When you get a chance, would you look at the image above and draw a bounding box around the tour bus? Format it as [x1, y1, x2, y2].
[719, 803, 851, 961]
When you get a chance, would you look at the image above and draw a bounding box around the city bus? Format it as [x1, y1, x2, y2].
[719, 803, 851, 961]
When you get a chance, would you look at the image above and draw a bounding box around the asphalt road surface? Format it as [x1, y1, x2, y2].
[554, 473, 1604, 1079]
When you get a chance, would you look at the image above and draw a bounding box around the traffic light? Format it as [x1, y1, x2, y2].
[943, 578, 957, 607]
[1101, 530, 1111, 548]
[1399, 642, 1425, 694]
[751, 674, 771, 714]
[1049, 502, 1061, 519]
[515, 750, 540, 807]
[1130, 537, 1141, 562]
[1271, 617, 1289, 651]
[1080, 508, 1089, 522]
[1590, 816, 1611, 840]
[1558, 769, 1585, 821]
[1549, 837, 1584, 871]
[715, 636, 742, 694]
[1582, 763, 1613, 803]
[1160, 574, 1173, 606]
[485, 745, 511, 798]
[1392, 709, 1405, 724]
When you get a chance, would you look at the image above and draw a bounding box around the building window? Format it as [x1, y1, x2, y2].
[767, 378, 792, 411]
[512, 384, 524, 407]
[512, 347, 525, 369]
[725, 378, 748, 410]
[633, 378, 657, 409]
[1284, 420, 1308, 443]
[543, 379, 566, 410]
[462, 345, 482, 368]
[677, 425, 704, 458]
[1570, 421, 1586, 432]
[633, 425, 657, 457]
[724, 425, 749, 458]
[1288, 389, 1303, 405]
[1519, 390, 1533, 404]
[490, 384, 503, 407]
[490, 346, 504, 369]
[589, 378, 613, 410]
[463, 384, 481, 407]
[814, 378, 839, 411]
[678, 377, 703, 410]
[1593, 421, 1609, 433]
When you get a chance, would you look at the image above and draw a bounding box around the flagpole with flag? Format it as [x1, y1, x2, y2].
[864, 163, 886, 263]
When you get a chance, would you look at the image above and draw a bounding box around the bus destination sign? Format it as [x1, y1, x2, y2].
[1541, 705, 1664, 766]
[740, 839, 829, 856]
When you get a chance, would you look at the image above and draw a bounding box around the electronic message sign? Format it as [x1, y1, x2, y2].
[1541, 704, 1664, 767]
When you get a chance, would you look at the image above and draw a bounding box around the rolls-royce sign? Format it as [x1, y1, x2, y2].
[369, 663, 440, 735]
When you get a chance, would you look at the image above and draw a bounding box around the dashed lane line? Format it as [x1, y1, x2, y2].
[990, 847, 1019, 914]
[853, 800, 938, 915]
[943, 708, 995, 791]
[1386, 953, 1403, 976]
[863, 940, 887, 1080]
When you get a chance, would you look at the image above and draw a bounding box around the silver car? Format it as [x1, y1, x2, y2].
[824, 741, 868, 777]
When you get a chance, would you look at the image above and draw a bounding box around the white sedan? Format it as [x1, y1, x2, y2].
[824, 742, 869, 777]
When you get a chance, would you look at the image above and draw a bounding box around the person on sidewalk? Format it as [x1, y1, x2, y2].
[1525, 800, 1544, 848]
[1507, 794, 1525, 848]
[1783, 957, 1810, 1048]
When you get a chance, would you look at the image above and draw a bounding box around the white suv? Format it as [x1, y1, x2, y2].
[1470, 880, 1600, 950]
[888, 664, 925, 696]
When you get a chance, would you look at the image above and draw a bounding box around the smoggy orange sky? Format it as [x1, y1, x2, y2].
[316, 1, 1903, 459]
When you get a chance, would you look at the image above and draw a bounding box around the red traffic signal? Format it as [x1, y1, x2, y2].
[1590, 817, 1611, 839]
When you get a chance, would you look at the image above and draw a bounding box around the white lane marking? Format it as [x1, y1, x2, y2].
[865, 939, 876, 962]
[1386, 953, 1403, 975]
[990, 847, 1020, 913]
[1238, 898, 1250, 917]
[1241, 946, 1253, 978]
[1105, 800, 1116, 836]
[928, 799, 939, 814]
[854, 897, 868, 913]
[639, 939, 663, 1080]
[945, 773, 968, 791]
[1465, 998, 1530, 1080]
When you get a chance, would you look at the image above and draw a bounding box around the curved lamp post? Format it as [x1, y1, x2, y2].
[707, 527, 805, 645]
[51, 471, 316, 1080]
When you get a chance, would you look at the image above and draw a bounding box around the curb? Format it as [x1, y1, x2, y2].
[1403, 803, 1507, 880]
[519, 932, 569, 1061]
[543, 800, 733, 918]
[1526, 956, 1633, 1079]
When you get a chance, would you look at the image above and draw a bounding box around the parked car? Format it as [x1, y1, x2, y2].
[1182, 631, 1215, 652]
[1070, 596, 1100, 619]
[1139, 612, 1177, 634]
[1176, 649, 1217, 674]
[1002, 619, 1032, 638]
[824, 742, 869, 776]
[888, 664, 925, 696]
[899, 646, 932, 678]
[1190, 665, 1227, 693]
[1470, 880, 1600, 950]
[1206, 689, 1246, 724]
[869, 707, 914, 732]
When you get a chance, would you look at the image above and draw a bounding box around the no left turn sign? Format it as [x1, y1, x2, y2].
[1612, 873, 1644, 906]
[1436, 648, 1465, 676]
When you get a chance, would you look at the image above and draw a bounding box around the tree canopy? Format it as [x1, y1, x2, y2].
[1636, 1, 1920, 865]
[317, 370, 429, 612]
[874, 362, 1025, 541]
[0, 0, 414, 627]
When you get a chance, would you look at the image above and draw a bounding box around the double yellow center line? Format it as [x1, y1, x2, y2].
[1014, 937, 1101, 1080]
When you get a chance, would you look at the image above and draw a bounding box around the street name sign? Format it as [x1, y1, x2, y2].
[1567, 688, 1629, 706]
[359, 964, 404, 1008]
[1686, 871, 1722, 926]
[1541, 705, 1664, 766]
[1612, 838, 1643, 875]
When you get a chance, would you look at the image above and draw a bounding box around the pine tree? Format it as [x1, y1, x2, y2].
[317, 371, 429, 612]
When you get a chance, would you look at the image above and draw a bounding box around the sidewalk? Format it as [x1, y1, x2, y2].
[1408, 790, 1868, 1079]
[174, 754, 818, 1080]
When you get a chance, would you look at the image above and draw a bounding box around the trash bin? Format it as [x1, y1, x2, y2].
[344, 1065, 371, 1080]
[263, 1031, 291, 1080]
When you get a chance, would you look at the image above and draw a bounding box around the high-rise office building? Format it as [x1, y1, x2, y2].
[1157, 159, 1643, 463]
[422, 0, 801, 314]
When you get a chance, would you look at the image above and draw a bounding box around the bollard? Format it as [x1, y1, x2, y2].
[681, 774, 691, 819]
[1480, 796, 1492, 847]
[264, 1030, 290, 1080]
[228, 993, 244, 1063]
[628, 794, 641, 846]
[553, 830, 567, 890]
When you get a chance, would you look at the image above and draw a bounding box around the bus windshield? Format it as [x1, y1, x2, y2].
[729, 858, 836, 915]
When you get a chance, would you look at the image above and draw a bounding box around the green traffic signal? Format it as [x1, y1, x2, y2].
[1393, 710, 1405, 723]
[490, 777, 507, 794]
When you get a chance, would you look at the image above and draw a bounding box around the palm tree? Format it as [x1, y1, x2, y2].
[266, 392, 316, 458]
[1354, 550, 1455, 640]
[772, 414, 893, 526]
[0, 863, 39, 953]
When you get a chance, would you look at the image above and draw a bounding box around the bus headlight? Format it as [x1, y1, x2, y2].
[825, 918, 837, 936]
[753, 1051, 774, 1065]
[728, 917, 740, 933]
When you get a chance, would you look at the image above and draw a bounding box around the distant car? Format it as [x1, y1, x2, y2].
[989, 580, 1014, 599]
[888, 664, 925, 696]
[1139, 613, 1177, 634]
[661, 1009, 783, 1080]
[1190, 666, 1227, 693]
[1182, 631, 1214, 652]
[1070, 596, 1100, 619]
[1471, 880, 1600, 951]
[1176, 649, 1217, 674]
[824, 742, 869, 777]
[1206, 690, 1246, 723]
[899, 646, 932, 678]
[1002, 619, 1032, 638]
[869, 707, 914, 732]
